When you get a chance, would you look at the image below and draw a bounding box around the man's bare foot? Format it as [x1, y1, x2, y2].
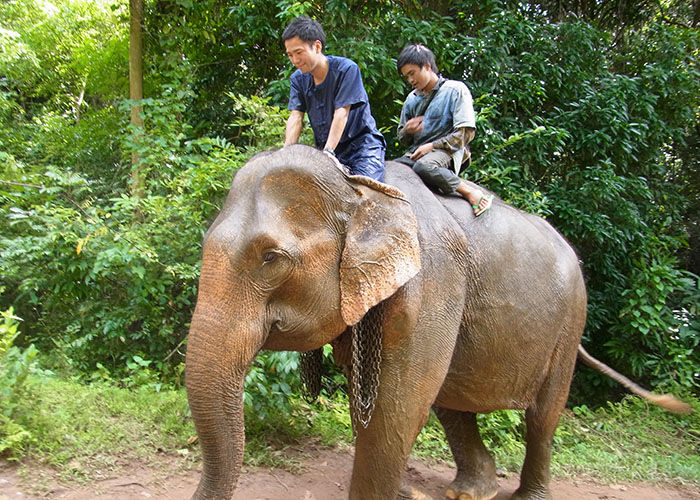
[456, 182, 494, 217]
[470, 192, 493, 216]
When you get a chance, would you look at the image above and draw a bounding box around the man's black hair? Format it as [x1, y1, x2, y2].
[282, 16, 326, 50]
[396, 44, 438, 74]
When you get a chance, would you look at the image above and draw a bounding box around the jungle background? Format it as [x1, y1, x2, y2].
[0, 0, 699, 492]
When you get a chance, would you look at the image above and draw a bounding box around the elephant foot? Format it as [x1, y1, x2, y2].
[445, 477, 498, 500]
[397, 484, 434, 500]
[509, 485, 552, 500]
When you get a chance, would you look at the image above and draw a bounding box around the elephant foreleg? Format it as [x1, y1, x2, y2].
[434, 408, 499, 500]
[348, 393, 433, 499]
[398, 484, 435, 499]
[347, 351, 449, 500]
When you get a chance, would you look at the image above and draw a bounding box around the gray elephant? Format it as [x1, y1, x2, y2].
[185, 145, 688, 500]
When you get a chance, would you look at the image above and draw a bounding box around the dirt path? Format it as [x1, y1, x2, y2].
[1, 447, 698, 500]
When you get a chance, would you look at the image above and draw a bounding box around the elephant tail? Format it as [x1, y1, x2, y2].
[577, 345, 692, 414]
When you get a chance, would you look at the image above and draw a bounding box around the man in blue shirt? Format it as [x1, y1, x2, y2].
[396, 44, 492, 216]
[283, 16, 386, 182]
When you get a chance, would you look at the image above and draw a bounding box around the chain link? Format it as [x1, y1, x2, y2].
[350, 303, 384, 431]
[299, 348, 323, 402]
[300, 304, 384, 431]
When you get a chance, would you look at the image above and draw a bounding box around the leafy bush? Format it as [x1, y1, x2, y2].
[448, 10, 700, 398]
[413, 409, 526, 470]
[227, 94, 301, 151]
[608, 257, 699, 387]
[245, 352, 298, 419]
[0, 117, 243, 380]
[0, 306, 38, 455]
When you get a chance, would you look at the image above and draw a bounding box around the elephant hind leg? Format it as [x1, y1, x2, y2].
[511, 351, 577, 500]
[434, 408, 499, 500]
[509, 406, 558, 500]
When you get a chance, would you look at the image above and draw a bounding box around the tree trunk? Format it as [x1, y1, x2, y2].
[129, 0, 145, 200]
[74, 77, 87, 124]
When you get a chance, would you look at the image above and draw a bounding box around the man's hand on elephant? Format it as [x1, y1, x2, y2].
[323, 148, 349, 174]
[404, 116, 424, 135]
[409, 142, 434, 161]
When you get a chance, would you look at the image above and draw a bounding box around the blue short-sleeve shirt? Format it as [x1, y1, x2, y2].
[288, 55, 386, 170]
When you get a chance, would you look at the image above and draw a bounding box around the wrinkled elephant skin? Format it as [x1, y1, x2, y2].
[186, 145, 588, 500]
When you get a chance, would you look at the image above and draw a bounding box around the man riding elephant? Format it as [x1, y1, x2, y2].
[395, 43, 493, 216]
[282, 16, 386, 182]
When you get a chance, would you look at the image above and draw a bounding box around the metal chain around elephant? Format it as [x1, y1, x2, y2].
[299, 348, 324, 402]
[350, 303, 384, 431]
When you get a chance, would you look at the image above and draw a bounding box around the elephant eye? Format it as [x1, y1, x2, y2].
[258, 248, 294, 287]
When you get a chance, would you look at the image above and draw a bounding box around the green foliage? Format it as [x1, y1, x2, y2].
[1, 124, 242, 380]
[301, 392, 354, 445]
[0, 0, 128, 120]
[227, 94, 303, 151]
[477, 410, 526, 459]
[411, 410, 526, 472]
[244, 345, 345, 421]
[0, 0, 698, 408]
[32, 107, 126, 193]
[244, 352, 298, 419]
[13, 374, 194, 475]
[554, 396, 700, 482]
[445, 8, 700, 397]
[0, 414, 32, 458]
[0, 308, 36, 418]
[608, 258, 699, 388]
[0, 307, 39, 455]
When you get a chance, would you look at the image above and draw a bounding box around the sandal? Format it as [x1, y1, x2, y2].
[473, 194, 493, 217]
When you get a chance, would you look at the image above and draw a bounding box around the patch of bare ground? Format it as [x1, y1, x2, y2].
[1, 445, 698, 500]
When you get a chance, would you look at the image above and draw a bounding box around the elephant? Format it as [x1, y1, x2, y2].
[185, 144, 689, 500]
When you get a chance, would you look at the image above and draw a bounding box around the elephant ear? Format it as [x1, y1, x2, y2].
[340, 179, 421, 326]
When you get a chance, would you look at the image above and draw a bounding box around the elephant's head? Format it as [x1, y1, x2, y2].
[185, 145, 420, 499]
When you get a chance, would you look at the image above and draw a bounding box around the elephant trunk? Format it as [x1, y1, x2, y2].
[187, 303, 265, 500]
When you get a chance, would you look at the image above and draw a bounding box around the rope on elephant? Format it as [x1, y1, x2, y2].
[350, 303, 384, 432]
